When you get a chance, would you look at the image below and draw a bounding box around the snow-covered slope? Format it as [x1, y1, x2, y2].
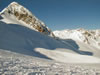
[0, 21, 69, 59]
[0, 2, 100, 64]
[0, 2, 100, 74]
[54, 29, 100, 49]
[0, 19, 100, 63]
[1, 49, 100, 75]
[0, 2, 55, 37]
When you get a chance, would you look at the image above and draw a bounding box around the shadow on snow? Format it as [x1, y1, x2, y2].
[0, 21, 93, 60]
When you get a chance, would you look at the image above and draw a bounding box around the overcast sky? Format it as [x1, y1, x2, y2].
[0, 0, 100, 30]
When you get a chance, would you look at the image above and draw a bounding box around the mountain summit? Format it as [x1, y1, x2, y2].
[0, 2, 55, 37]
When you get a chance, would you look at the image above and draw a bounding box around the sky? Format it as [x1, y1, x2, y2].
[0, 0, 100, 30]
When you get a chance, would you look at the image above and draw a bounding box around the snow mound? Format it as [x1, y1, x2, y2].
[0, 21, 68, 59]
[0, 20, 100, 63]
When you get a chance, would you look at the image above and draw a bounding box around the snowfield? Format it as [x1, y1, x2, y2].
[0, 49, 100, 75]
[35, 48, 100, 63]
[0, 2, 100, 75]
[0, 20, 100, 63]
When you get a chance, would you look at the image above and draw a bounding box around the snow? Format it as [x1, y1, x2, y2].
[53, 29, 100, 49]
[0, 1, 53, 36]
[0, 1, 100, 74]
[0, 49, 100, 75]
[0, 2, 100, 63]
[35, 48, 100, 63]
[0, 19, 100, 63]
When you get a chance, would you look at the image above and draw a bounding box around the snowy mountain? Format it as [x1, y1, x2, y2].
[54, 28, 100, 49]
[0, 2, 100, 74]
[0, 2, 55, 37]
[0, 1, 100, 63]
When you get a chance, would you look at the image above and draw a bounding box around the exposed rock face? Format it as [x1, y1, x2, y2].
[0, 2, 55, 37]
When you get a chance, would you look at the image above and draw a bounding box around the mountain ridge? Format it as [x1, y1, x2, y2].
[54, 29, 100, 49]
[0, 1, 55, 37]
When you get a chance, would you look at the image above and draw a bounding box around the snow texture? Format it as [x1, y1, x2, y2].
[0, 49, 100, 75]
[0, 1, 100, 75]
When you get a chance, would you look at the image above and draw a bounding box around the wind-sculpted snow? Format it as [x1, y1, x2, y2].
[0, 21, 100, 63]
[0, 2, 100, 74]
[0, 21, 69, 59]
[0, 49, 100, 75]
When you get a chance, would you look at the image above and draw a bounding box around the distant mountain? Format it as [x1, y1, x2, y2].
[0, 2, 55, 37]
[54, 28, 100, 49]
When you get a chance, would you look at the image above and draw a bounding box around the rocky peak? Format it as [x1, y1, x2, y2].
[0, 2, 55, 37]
